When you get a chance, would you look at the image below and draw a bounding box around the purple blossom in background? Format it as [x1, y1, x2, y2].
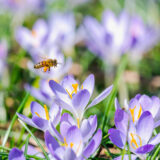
[1, 0, 44, 15]
[0, 39, 8, 78]
[46, 12, 76, 54]
[9, 145, 44, 160]
[109, 99, 160, 160]
[83, 10, 160, 64]
[45, 126, 102, 160]
[17, 101, 61, 134]
[16, 12, 76, 56]
[16, 19, 48, 56]
[49, 74, 113, 123]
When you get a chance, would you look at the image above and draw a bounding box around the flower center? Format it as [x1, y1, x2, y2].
[66, 84, 83, 99]
[66, 83, 78, 99]
[63, 137, 74, 148]
[35, 104, 49, 120]
[129, 105, 142, 122]
[130, 133, 142, 150]
[31, 30, 37, 38]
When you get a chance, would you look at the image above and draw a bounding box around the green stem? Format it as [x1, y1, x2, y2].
[0, 146, 11, 151]
[2, 92, 30, 147]
[102, 54, 128, 132]
[150, 144, 160, 160]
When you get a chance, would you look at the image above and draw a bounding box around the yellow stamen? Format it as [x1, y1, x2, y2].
[35, 112, 40, 117]
[64, 137, 68, 147]
[72, 83, 78, 93]
[44, 104, 49, 120]
[77, 118, 80, 128]
[66, 89, 73, 99]
[138, 105, 142, 119]
[129, 106, 136, 122]
[130, 133, 142, 150]
[81, 85, 83, 90]
[76, 141, 82, 154]
[70, 142, 74, 148]
[31, 30, 37, 37]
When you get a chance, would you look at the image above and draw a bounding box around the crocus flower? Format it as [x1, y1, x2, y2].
[60, 113, 97, 142]
[15, 19, 48, 56]
[109, 104, 160, 159]
[83, 10, 160, 65]
[115, 94, 160, 128]
[9, 145, 44, 160]
[45, 126, 102, 160]
[0, 39, 8, 78]
[17, 101, 61, 133]
[1, 0, 44, 15]
[46, 12, 76, 55]
[49, 74, 113, 123]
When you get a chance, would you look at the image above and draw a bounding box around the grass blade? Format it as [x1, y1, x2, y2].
[2, 92, 30, 147]
[18, 119, 49, 160]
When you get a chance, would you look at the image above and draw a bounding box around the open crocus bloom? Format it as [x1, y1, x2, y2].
[109, 106, 160, 159]
[16, 18, 47, 54]
[45, 126, 102, 160]
[49, 74, 113, 123]
[9, 145, 44, 160]
[60, 113, 97, 143]
[17, 101, 61, 132]
[115, 94, 160, 128]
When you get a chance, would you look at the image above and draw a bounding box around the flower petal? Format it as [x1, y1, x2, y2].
[49, 80, 71, 105]
[66, 126, 83, 156]
[72, 89, 90, 119]
[87, 84, 113, 109]
[45, 130, 60, 156]
[137, 111, 154, 144]
[17, 113, 38, 128]
[64, 148, 77, 160]
[135, 144, 154, 154]
[60, 113, 76, 125]
[32, 116, 49, 131]
[82, 74, 95, 96]
[154, 119, 160, 128]
[60, 121, 72, 138]
[108, 128, 126, 149]
[149, 133, 160, 145]
[31, 101, 46, 118]
[9, 148, 25, 160]
[115, 98, 121, 110]
[83, 129, 102, 158]
[114, 109, 129, 134]
[55, 98, 77, 118]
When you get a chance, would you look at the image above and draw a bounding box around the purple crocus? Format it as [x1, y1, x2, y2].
[1, 0, 44, 15]
[49, 74, 113, 124]
[116, 94, 160, 128]
[9, 145, 44, 160]
[17, 101, 61, 133]
[60, 113, 97, 142]
[15, 19, 48, 57]
[109, 102, 160, 159]
[83, 10, 160, 64]
[45, 125, 102, 160]
[46, 12, 76, 55]
[0, 39, 8, 78]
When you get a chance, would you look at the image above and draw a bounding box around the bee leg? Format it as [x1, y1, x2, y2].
[43, 66, 48, 72]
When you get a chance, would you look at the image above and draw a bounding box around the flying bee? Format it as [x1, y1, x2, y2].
[34, 59, 58, 72]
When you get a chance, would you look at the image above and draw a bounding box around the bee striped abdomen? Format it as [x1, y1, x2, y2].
[34, 61, 46, 69]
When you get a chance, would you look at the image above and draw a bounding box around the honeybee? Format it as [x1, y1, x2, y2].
[34, 59, 58, 72]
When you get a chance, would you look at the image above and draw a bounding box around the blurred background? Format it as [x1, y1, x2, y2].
[0, 0, 160, 158]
